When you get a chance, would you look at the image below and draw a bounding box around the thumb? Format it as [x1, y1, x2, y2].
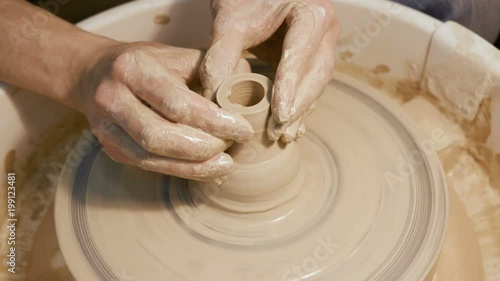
[200, 31, 247, 101]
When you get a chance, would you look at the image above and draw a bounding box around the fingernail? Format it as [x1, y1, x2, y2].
[216, 153, 233, 169]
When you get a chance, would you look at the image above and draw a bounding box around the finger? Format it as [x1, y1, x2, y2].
[287, 21, 340, 123]
[107, 91, 231, 161]
[266, 117, 285, 142]
[297, 123, 306, 138]
[280, 120, 302, 143]
[119, 45, 204, 84]
[96, 123, 234, 181]
[267, 101, 315, 141]
[272, 3, 333, 124]
[156, 47, 204, 84]
[234, 57, 251, 74]
[126, 67, 254, 142]
[201, 1, 295, 98]
[200, 32, 246, 100]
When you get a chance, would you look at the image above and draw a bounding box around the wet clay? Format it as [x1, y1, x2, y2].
[53, 72, 447, 281]
[192, 74, 303, 213]
[2, 69, 497, 281]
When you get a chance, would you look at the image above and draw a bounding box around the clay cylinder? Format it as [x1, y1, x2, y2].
[196, 73, 302, 213]
[216, 73, 283, 164]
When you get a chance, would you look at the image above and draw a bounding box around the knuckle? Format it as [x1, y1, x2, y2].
[184, 48, 203, 65]
[311, 1, 336, 27]
[112, 49, 136, 75]
[317, 0, 336, 15]
[192, 163, 221, 179]
[108, 102, 130, 126]
[161, 93, 181, 116]
[138, 127, 161, 153]
[161, 99, 176, 116]
[93, 84, 113, 110]
[290, 4, 314, 23]
[161, 93, 193, 123]
[138, 124, 217, 160]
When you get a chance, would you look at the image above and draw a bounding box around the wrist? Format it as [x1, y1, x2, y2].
[61, 30, 117, 112]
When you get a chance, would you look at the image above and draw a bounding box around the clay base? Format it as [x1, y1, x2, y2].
[176, 133, 336, 245]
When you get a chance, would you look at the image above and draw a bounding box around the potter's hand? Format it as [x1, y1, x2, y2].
[80, 42, 254, 181]
[200, 0, 341, 142]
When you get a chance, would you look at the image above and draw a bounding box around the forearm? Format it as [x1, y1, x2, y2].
[0, 0, 114, 110]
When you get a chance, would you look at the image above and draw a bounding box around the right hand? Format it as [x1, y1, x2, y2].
[200, 0, 340, 143]
[75, 41, 254, 182]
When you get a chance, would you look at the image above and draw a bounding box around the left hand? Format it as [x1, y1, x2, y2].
[77, 42, 253, 182]
[200, 0, 341, 142]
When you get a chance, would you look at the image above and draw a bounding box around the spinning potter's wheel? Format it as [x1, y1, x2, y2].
[55, 72, 448, 281]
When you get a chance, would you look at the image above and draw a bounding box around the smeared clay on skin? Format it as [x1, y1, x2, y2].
[79, 42, 255, 181]
[201, 0, 340, 142]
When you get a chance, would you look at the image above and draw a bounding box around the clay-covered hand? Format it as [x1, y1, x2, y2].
[200, 0, 341, 142]
[77, 42, 254, 181]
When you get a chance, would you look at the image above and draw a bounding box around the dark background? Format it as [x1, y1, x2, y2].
[28, 0, 499, 48]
